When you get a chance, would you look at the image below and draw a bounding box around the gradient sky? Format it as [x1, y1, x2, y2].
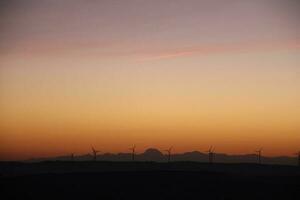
[1, 0, 300, 160]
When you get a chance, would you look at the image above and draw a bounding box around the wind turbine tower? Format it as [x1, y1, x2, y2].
[129, 145, 136, 161]
[164, 147, 173, 163]
[295, 151, 300, 167]
[91, 147, 100, 161]
[206, 146, 215, 164]
[71, 153, 75, 161]
[255, 148, 263, 164]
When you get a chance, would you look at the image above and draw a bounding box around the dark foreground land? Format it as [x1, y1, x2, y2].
[1, 162, 300, 200]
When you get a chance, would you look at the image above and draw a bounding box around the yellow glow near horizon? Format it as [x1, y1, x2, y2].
[1, 49, 300, 160]
[1, 0, 300, 160]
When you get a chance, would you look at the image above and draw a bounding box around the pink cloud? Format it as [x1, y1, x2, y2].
[137, 40, 300, 62]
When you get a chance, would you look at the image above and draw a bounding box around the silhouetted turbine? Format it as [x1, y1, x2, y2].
[70, 153, 75, 161]
[164, 147, 173, 163]
[129, 145, 136, 161]
[91, 147, 100, 161]
[206, 146, 215, 164]
[295, 151, 300, 167]
[255, 148, 263, 164]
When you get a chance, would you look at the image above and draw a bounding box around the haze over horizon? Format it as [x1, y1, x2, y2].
[1, 0, 300, 160]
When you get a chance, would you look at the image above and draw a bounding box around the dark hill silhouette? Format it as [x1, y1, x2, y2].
[26, 148, 298, 166]
[143, 148, 164, 156]
[1, 161, 300, 200]
[139, 148, 165, 161]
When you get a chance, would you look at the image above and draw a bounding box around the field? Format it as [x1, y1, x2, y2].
[1, 161, 300, 200]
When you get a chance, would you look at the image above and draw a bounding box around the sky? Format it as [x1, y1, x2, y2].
[0, 0, 300, 160]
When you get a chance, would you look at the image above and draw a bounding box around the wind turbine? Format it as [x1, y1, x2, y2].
[129, 145, 136, 161]
[70, 153, 75, 161]
[295, 151, 300, 167]
[91, 146, 100, 161]
[206, 146, 215, 164]
[255, 148, 263, 164]
[164, 147, 173, 163]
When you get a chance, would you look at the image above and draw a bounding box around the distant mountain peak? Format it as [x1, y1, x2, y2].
[143, 148, 163, 156]
[25, 150, 298, 166]
[184, 151, 205, 155]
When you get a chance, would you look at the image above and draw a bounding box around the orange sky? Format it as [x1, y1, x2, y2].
[0, 0, 300, 160]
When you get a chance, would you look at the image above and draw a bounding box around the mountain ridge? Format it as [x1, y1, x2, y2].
[26, 148, 298, 166]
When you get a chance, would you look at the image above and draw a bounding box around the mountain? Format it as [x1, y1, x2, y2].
[138, 148, 165, 161]
[26, 148, 298, 166]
